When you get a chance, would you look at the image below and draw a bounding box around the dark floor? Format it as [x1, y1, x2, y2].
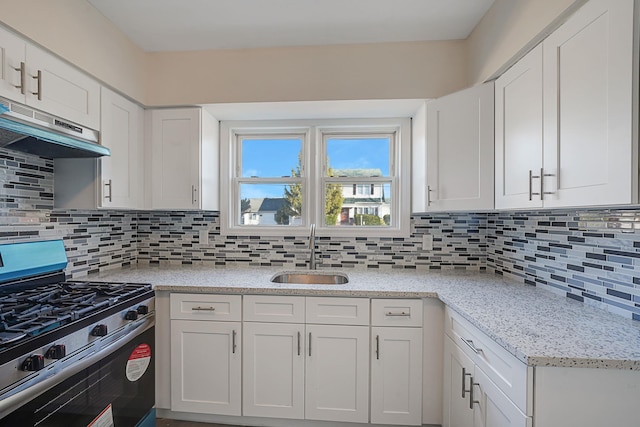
[156, 419, 246, 427]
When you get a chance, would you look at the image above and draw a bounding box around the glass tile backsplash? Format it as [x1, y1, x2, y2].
[1, 147, 639, 320]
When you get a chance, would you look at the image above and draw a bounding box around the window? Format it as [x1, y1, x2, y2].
[220, 119, 410, 237]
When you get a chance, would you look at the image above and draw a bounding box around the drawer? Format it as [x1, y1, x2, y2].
[444, 306, 530, 414]
[371, 299, 423, 327]
[170, 293, 241, 321]
[306, 297, 370, 325]
[243, 295, 305, 323]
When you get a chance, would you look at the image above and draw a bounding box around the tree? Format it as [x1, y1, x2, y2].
[355, 213, 384, 226]
[240, 198, 251, 213]
[325, 167, 343, 225]
[277, 154, 343, 225]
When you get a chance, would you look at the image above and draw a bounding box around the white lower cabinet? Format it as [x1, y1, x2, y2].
[305, 323, 370, 423]
[371, 327, 423, 425]
[242, 322, 305, 419]
[168, 294, 429, 426]
[443, 307, 531, 427]
[170, 294, 242, 416]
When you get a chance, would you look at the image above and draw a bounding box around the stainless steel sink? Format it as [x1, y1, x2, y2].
[270, 271, 349, 285]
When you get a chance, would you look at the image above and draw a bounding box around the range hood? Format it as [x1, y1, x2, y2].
[0, 97, 109, 158]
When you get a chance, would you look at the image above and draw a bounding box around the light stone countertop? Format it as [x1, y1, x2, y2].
[87, 265, 640, 370]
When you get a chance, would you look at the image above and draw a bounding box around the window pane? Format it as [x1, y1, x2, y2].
[239, 183, 303, 226]
[241, 137, 302, 178]
[326, 137, 390, 177]
[325, 182, 391, 227]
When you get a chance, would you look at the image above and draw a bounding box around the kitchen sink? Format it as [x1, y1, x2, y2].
[270, 271, 349, 285]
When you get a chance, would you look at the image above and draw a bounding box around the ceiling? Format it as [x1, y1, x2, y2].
[87, 0, 495, 52]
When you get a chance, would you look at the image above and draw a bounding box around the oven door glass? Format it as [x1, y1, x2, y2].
[0, 326, 155, 427]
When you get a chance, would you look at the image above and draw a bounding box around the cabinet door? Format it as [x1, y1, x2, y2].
[305, 324, 369, 423]
[243, 322, 305, 419]
[100, 87, 144, 209]
[149, 108, 201, 209]
[472, 367, 530, 427]
[426, 83, 494, 211]
[170, 320, 241, 416]
[494, 44, 543, 210]
[25, 44, 100, 129]
[0, 26, 26, 103]
[542, 0, 635, 207]
[371, 327, 423, 426]
[443, 336, 474, 427]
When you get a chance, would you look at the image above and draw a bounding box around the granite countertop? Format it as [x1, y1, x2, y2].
[88, 265, 640, 370]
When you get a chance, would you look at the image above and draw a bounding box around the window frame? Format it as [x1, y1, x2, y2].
[220, 118, 411, 237]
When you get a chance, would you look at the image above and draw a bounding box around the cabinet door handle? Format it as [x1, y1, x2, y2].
[375, 335, 380, 360]
[469, 377, 480, 409]
[308, 332, 312, 357]
[32, 70, 42, 100]
[427, 185, 433, 207]
[462, 367, 472, 398]
[191, 185, 198, 206]
[297, 331, 301, 356]
[541, 168, 556, 199]
[460, 337, 482, 354]
[232, 329, 237, 354]
[529, 169, 542, 200]
[191, 306, 215, 311]
[104, 179, 112, 202]
[14, 62, 25, 94]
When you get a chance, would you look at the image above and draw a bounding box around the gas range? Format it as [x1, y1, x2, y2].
[0, 240, 155, 425]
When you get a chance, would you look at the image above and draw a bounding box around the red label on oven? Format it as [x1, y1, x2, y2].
[126, 343, 151, 381]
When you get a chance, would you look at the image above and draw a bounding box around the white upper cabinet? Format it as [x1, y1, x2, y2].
[0, 26, 100, 130]
[100, 87, 144, 209]
[0, 26, 26, 103]
[494, 44, 544, 210]
[496, 0, 636, 209]
[425, 82, 495, 211]
[542, 0, 636, 207]
[148, 108, 219, 210]
[25, 45, 101, 130]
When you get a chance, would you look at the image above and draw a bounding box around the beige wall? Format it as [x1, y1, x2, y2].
[0, 0, 146, 103]
[0, 0, 590, 105]
[467, 0, 587, 84]
[145, 41, 467, 105]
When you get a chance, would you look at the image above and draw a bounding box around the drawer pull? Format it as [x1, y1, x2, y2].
[462, 367, 472, 398]
[385, 311, 410, 317]
[191, 306, 216, 311]
[460, 337, 482, 354]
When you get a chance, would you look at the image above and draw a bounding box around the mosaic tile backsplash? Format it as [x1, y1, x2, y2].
[2, 147, 640, 320]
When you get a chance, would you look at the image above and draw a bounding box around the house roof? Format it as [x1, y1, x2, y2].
[244, 197, 286, 213]
[332, 169, 384, 177]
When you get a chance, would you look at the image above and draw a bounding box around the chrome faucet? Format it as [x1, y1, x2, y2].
[309, 223, 316, 270]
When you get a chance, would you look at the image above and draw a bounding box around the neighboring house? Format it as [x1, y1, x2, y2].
[241, 198, 303, 226]
[333, 169, 390, 226]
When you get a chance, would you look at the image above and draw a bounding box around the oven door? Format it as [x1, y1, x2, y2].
[0, 325, 155, 427]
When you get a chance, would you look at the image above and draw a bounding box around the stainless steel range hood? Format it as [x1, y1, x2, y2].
[0, 97, 109, 158]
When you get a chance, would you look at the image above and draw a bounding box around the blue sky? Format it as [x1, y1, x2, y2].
[241, 137, 389, 199]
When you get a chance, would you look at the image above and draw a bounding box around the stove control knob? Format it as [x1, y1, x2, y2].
[125, 310, 138, 320]
[137, 305, 149, 315]
[21, 355, 45, 371]
[91, 324, 108, 337]
[45, 344, 66, 360]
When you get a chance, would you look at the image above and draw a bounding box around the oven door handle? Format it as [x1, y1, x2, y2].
[0, 315, 154, 420]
